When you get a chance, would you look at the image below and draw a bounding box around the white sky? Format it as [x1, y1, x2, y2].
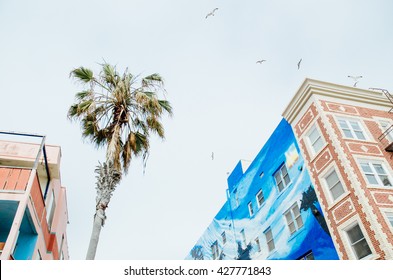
[1, 0, 393, 260]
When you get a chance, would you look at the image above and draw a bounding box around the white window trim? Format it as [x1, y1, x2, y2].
[305, 123, 326, 158]
[284, 202, 304, 235]
[264, 227, 275, 253]
[335, 115, 370, 142]
[248, 201, 254, 217]
[373, 117, 393, 142]
[256, 189, 264, 208]
[319, 164, 348, 205]
[274, 163, 291, 193]
[357, 157, 393, 189]
[338, 216, 377, 260]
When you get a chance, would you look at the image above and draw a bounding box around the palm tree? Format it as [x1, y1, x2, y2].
[68, 63, 173, 259]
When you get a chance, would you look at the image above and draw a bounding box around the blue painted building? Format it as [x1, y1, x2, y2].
[186, 119, 339, 260]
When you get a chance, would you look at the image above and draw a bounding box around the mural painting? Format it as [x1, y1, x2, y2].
[186, 119, 339, 260]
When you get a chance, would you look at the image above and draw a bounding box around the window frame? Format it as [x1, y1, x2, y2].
[297, 250, 315, 260]
[248, 201, 254, 217]
[256, 189, 265, 208]
[358, 159, 393, 187]
[284, 203, 304, 235]
[306, 124, 325, 156]
[274, 163, 291, 192]
[264, 227, 275, 252]
[377, 119, 393, 142]
[344, 223, 373, 260]
[324, 168, 346, 201]
[336, 117, 367, 141]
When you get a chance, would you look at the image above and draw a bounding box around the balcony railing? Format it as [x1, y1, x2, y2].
[0, 131, 50, 199]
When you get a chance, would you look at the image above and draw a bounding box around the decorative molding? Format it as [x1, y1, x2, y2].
[282, 78, 391, 124]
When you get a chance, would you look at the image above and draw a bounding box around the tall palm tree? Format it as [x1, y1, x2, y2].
[68, 63, 173, 259]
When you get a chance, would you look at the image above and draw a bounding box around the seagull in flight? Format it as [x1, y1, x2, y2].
[256, 59, 266, 64]
[206, 8, 219, 19]
[211, 152, 214, 160]
[297, 58, 302, 70]
[348, 75, 363, 87]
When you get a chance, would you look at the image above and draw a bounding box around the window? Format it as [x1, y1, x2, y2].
[248, 202, 254, 216]
[211, 241, 219, 260]
[284, 203, 304, 235]
[346, 224, 372, 259]
[255, 237, 261, 252]
[379, 120, 393, 142]
[274, 164, 290, 192]
[240, 229, 246, 247]
[325, 169, 345, 201]
[307, 125, 325, 155]
[221, 231, 227, 245]
[337, 118, 366, 140]
[264, 228, 275, 252]
[256, 189, 265, 208]
[360, 161, 392, 187]
[297, 251, 315, 260]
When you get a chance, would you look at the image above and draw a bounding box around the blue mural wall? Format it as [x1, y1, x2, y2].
[186, 119, 339, 260]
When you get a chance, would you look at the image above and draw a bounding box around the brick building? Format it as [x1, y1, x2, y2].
[187, 78, 393, 260]
[283, 78, 393, 259]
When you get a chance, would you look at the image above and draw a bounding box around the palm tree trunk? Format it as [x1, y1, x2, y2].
[85, 161, 121, 260]
[86, 208, 106, 260]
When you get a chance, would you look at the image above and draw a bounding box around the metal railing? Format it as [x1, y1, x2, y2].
[0, 131, 51, 199]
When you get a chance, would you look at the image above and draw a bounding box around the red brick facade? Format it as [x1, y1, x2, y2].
[284, 79, 393, 259]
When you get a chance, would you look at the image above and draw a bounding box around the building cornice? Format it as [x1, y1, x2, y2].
[282, 78, 392, 124]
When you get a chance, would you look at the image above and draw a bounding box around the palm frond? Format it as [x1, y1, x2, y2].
[158, 99, 173, 116]
[147, 116, 165, 138]
[70, 67, 94, 83]
[93, 129, 108, 148]
[101, 63, 117, 87]
[67, 104, 79, 120]
[75, 90, 92, 101]
[81, 115, 98, 139]
[142, 73, 163, 87]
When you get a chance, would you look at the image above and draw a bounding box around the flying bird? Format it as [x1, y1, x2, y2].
[348, 75, 363, 87]
[211, 152, 214, 160]
[256, 59, 266, 64]
[297, 58, 302, 70]
[206, 8, 219, 19]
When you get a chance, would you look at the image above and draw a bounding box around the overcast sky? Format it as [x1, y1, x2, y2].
[1, 0, 393, 260]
